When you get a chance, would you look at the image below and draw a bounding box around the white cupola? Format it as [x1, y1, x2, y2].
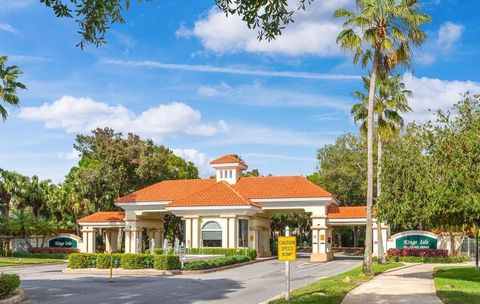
[210, 154, 248, 185]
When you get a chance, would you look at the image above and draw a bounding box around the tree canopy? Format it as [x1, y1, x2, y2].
[377, 94, 480, 231]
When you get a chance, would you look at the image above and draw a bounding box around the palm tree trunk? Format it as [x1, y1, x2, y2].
[376, 135, 386, 264]
[363, 50, 379, 276]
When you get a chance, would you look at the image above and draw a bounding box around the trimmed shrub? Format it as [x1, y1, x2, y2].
[120, 254, 154, 269]
[183, 255, 250, 271]
[68, 253, 97, 269]
[386, 256, 468, 263]
[29, 247, 79, 254]
[13, 252, 68, 259]
[96, 253, 122, 269]
[387, 248, 448, 258]
[187, 248, 257, 260]
[153, 255, 180, 270]
[0, 274, 20, 297]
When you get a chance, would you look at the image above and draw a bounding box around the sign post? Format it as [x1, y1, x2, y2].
[109, 252, 113, 283]
[278, 226, 296, 301]
[180, 242, 186, 269]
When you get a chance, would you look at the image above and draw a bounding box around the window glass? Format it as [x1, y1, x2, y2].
[229, 170, 233, 178]
[238, 219, 249, 247]
[202, 221, 222, 247]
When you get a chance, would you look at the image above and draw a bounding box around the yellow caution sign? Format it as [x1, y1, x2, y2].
[278, 236, 297, 261]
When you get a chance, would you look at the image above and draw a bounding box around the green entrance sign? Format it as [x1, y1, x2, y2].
[48, 237, 78, 248]
[395, 234, 437, 249]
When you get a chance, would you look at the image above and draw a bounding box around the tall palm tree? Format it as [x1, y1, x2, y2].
[352, 73, 412, 263]
[0, 56, 26, 121]
[334, 0, 430, 274]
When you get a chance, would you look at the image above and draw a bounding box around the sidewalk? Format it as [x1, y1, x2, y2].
[341, 263, 443, 304]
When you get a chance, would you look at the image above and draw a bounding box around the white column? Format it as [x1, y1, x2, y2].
[105, 229, 119, 253]
[124, 226, 143, 253]
[81, 227, 96, 253]
[310, 214, 333, 262]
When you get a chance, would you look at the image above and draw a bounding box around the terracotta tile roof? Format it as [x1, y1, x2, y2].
[116, 179, 216, 203]
[115, 176, 334, 207]
[167, 181, 259, 208]
[233, 176, 333, 199]
[327, 206, 366, 219]
[210, 154, 247, 167]
[78, 211, 125, 223]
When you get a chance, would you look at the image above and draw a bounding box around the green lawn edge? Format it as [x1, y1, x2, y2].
[0, 257, 66, 267]
[270, 262, 404, 304]
[434, 266, 480, 304]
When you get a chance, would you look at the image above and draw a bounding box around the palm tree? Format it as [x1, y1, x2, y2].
[35, 218, 57, 247]
[0, 56, 26, 121]
[334, 0, 430, 274]
[352, 73, 412, 263]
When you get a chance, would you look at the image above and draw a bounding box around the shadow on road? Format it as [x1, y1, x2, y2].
[22, 276, 243, 304]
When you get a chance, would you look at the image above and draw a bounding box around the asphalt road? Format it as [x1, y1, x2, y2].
[3, 254, 361, 304]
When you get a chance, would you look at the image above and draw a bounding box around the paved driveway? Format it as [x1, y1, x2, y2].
[4, 254, 361, 304]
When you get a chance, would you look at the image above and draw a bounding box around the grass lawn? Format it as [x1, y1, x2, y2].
[0, 257, 65, 267]
[271, 262, 404, 304]
[434, 266, 480, 304]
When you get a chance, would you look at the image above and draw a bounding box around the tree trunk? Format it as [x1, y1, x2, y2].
[449, 231, 456, 256]
[376, 132, 386, 264]
[354, 227, 359, 247]
[363, 50, 378, 276]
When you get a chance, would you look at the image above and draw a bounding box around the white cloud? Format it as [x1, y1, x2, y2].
[416, 53, 436, 66]
[172, 148, 214, 177]
[0, 23, 16, 33]
[18, 96, 227, 138]
[57, 148, 81, 161]
[102, 59, 359, 80]
[197, 81, 351, 110]
[9, 55, 50, 62]
[403, 73, 480, 122]
[0, 0, 34, 10]
[437, 21, 464, 49]
[181, 1, 351, 56]
[243, 152, 312, 162]
[209, 123, 340, 147]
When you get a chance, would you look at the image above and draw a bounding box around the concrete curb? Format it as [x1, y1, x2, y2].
[0, 288, 28, 304]
[62, 257, 276, 276]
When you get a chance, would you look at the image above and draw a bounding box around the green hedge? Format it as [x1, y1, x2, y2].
[0, 274, 20, 297]
[187, 248, 256, 259]
[153, 255, 180, 270]
[68, 253, 97, 269]
[183, 255, 250, 271]
[143, 248, 175, 255]
[13, 252, 68, 259]
[121, 254, 154, 269]
[96, 253, 122, 269]
[386, 256, 469, 263]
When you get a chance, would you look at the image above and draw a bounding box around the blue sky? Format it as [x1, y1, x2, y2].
[1, 0, 479, 182]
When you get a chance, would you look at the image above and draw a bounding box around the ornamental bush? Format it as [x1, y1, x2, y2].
[187, 248, 257, 259]
[153, 255, 180, 270]
[13, 252, 68, 259]
[183, 255, 250, 271]
[68, 253, 97, 269]
[120, 254, 154, 269]
[0, 274, 20, 297]
[386, 256, 468, 263]
[387, 248, 448, 258]
[29, 247, 79, 254]
[96, 253, 122, 269]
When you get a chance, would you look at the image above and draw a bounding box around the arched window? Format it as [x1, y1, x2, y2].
[202, 221, 222, 247]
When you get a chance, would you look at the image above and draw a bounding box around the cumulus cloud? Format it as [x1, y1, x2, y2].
[0, 23, 16, 34]
[178, 0, 351, 56]
[197, 81, 351, 110]
[18, 96, 227, 138]
[57, 148, 81, 161]
[403, 73, 480, 122]
[172, 148, 214, 177]
[437, 21, 464, 50]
